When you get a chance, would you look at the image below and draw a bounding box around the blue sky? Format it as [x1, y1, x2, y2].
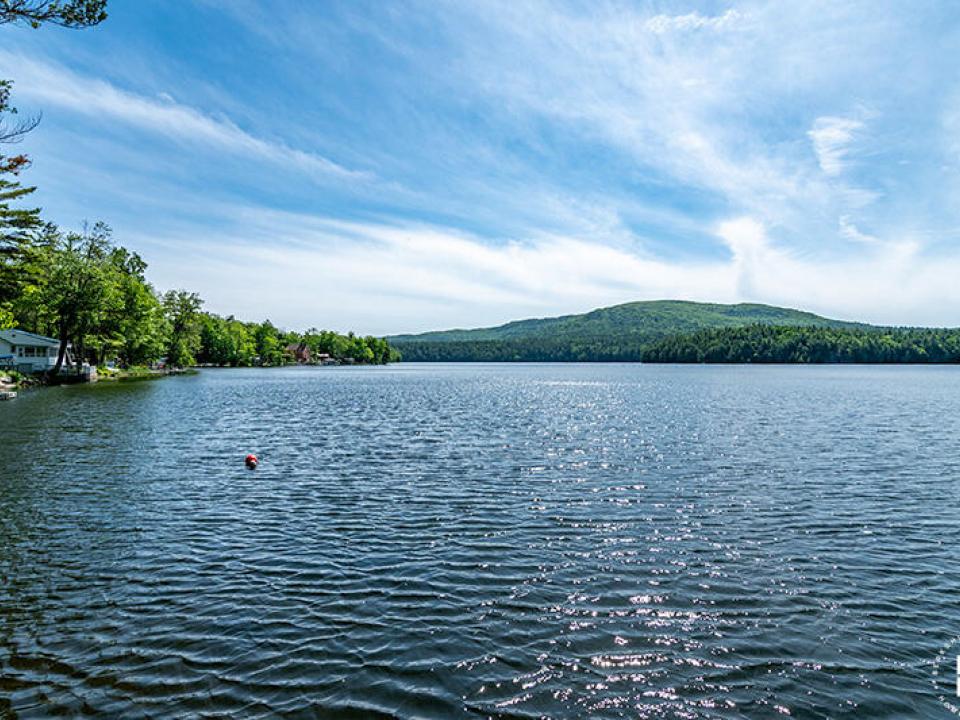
[3, 0, 960, 333]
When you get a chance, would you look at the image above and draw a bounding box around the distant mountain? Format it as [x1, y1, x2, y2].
[388, 300, 868, 362]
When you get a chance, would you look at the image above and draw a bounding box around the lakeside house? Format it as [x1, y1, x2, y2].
[281, 345, 341, 366]
[0, 329, 63, 373]
[285, 342, 312, 364]
[0, 329, 97, 380]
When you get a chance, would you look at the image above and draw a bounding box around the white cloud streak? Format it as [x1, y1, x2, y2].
[645, 10, 745, 35]
[436, 7, 774, 235]
[838, 215, 878, 244]
[6, 3, 958, 332]
[0, 53, 368, 181]
[137, 210, 960, 334]
[139, 212, 731, 334]
[808, 116, 863, 176]
[436, 2, 898, 241]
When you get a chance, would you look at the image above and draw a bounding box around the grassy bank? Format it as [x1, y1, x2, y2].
[97, 366, 197, 382]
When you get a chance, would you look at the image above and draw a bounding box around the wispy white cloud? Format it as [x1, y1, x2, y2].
[645, 9, 745, 35]
[838, 215, 878, 244]
[420, 0, 947, 265]
[436, 1, 865, 239]
[0, 52, 368, 181]
[137, 209, 730, 334]
[5, 1, 960, 331]
[808, 116, 864, 176]
[711, 216, 936, 325]
[134, 207, 960, 334]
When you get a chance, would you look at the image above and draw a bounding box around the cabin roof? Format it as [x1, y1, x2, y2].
[0, 329, 60, 347]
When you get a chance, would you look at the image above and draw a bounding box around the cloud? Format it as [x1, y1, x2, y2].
[710, 217, 942, 325]
[838, 215, 878, 244]
[137, 210, 732, 334]
[645, 10, 745, 35]
[134, 208, 960, 334]
[5, 1, 960, 333]
[422, 1, 945, 258]
[808, 116, 864, 176]
[0, 52, 368, 181]
[437, 1, 870, 239]
[716, 217, 767, 298]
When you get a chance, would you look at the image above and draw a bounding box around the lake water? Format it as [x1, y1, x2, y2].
[2, 364, 960, 718]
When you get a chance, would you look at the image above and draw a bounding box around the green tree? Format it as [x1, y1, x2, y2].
[0, 0, 107, 303]
[39, 222, 113, 375]
[253, 320, 284, 365]
[0, 81, 42, 305]
[102, 246, 168, 366]
[162, 290, 203, 367]
[198, 314, 258, 366]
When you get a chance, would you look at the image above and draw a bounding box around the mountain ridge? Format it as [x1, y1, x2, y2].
[386, 300, 873, 362]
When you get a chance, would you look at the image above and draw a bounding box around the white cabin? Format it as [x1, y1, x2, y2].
[0, 329, 64, 373]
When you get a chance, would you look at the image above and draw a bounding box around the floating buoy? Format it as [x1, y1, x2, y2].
[245, 453, 258, 469]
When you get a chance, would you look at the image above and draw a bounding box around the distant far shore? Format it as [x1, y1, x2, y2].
[388, 300, 960, 364]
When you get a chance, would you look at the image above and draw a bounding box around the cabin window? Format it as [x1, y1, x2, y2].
[16, 347, 23, 357]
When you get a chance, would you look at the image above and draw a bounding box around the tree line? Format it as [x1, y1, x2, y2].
[640, 325, 960, 364]
[394, 324, 960, 364]
[4, 220, 399, 371]
[198, 315, 398, 367]
[0, 1, 398, 373]
[392, 338, 655, 362]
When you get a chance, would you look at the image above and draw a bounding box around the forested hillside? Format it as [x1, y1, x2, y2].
[641, 325, 960, 363]
[390, 301, 863, 362]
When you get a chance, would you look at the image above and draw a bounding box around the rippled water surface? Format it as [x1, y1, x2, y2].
[2, 364, 960, 718]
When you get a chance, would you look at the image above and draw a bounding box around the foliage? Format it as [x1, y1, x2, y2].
[1, 0, 105, 303]
[640, 324, 960, 364]
[396, 320, 960, 365]
[162, 289, 203, 367]
[199, 314, 256, 367]
[1, 0, 107, 271]
[5, 223, 398, 372]
[195, 316, 399, 367]
[392, 338, 650, 362]
[39, 222, 116, 373]
[0, 80, 42, 304]
[252, 319, 285, 366]
[390, 300, 863, 362]
[0, 0, 397, 374]
[0, 0, 107, 28]
[109, 246, 167, 365]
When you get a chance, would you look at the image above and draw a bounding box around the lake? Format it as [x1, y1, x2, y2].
[2, 364, 959, 718]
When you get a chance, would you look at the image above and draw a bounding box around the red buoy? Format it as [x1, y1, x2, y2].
[245, 453, 258, 469]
